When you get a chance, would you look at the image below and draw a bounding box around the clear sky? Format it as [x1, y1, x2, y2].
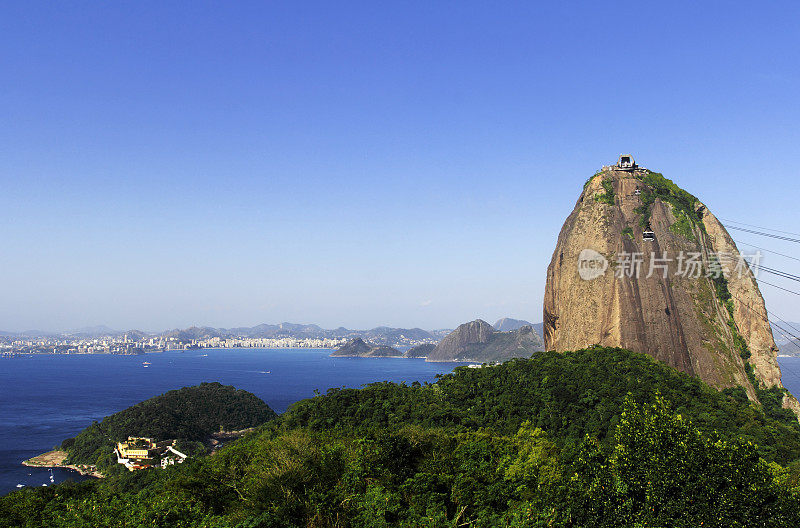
[2, 1, 798, 332]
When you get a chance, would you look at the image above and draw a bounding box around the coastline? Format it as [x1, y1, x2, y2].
[329, 354, 409, 359]
[22, 451, 104, 479]
[3, 347, 345, 356]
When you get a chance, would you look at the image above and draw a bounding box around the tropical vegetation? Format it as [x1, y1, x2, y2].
[3, 348, 800, 527]
[61, 382, 277, 474]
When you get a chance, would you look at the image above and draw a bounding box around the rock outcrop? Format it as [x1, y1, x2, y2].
[426, 319, 544, 363]
[544, 161, 799, 416]
[494, 318, 534, 332]
[330, 338, 402, 358]
[405, 343, 436, 358]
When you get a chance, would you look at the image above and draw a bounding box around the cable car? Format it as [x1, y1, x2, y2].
[634, 188, 641, 196]
[643, 230, 655, 241]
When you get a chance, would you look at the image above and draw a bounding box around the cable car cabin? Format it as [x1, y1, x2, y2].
[643, 230, 655, 241]
[634, 188, 642, 196]
[617, 154, 637, 171]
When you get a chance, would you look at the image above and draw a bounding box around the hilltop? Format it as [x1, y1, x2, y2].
[493, 317, 534, 331]
[330, 338, 403, 358]
[426, 319, 545, 362]
[60, 382, 276, 474]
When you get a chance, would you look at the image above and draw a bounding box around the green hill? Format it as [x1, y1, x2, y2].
[285, 347, 800, 462]
[61, 382, 277, 472]
[4, 349, 800, 527]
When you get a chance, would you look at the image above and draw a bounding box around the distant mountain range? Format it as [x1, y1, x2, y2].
[493, 318, 533, 331]
[779, 340, 800, 356]
[772, 322, 800, 346]
[0, 322, 453, 347]
[770, 322, 800, 356]
[332, 319, 546, 362]
[157, 323, 451, 346]
[2, 318, 548, 350]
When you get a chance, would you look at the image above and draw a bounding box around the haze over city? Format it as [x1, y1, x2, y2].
[2, 1, 798, 332]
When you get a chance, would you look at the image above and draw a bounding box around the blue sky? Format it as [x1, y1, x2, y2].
[1, 1, 798, 332]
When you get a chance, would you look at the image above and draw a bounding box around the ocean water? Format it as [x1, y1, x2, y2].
[0, 348, 464, 496]
[3, 352, 800, 497]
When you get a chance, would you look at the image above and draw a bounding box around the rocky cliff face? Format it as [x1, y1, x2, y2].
[426, 319, 544, 362]
[544, 163, 799, 416]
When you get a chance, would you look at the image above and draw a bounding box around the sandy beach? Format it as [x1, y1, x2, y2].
[22, 450, 103, 479]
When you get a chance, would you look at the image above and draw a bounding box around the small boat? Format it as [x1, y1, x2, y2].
[16, 484, 24, 488]
[142, 361, 151, 365]
[49, 469, 55, 483]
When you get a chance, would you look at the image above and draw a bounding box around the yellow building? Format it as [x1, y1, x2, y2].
[115, 437, 172, 471]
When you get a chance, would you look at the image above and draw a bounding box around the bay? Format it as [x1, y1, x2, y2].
[0, 348, 464, 496]
[3, 351, 800, 497]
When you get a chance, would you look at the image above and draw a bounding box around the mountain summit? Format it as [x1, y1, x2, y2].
[426, 319, 544, 362]
[493, 317, 533, 331]
[544, 156, 799, 417]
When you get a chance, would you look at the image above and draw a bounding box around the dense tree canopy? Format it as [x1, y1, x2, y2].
[3, 348, 800, 527]
[285, 347, 800, 463]
[62, 382, 277, 471]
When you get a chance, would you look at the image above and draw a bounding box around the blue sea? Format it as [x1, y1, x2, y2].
[0, 348, 466, 496]
[3, 352, 800, 497]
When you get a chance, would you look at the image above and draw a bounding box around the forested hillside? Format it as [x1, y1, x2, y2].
[61, 382, 277, 473]
[3, 348, 800, 527]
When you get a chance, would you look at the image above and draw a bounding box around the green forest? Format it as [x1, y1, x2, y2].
[3, 348, 800, 527]
[60, 382, 277, 474]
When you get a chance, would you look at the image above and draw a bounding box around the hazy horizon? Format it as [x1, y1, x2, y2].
[1, 317, 539, 336]
[3, 2, 799, 332]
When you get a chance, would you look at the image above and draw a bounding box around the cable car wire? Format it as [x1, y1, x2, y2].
[757, 266, 800, 284]
[728, 291, 800, 352]
[734, 295, 800, 343]
[756, 278, 800, 297]
[721, 218, 800, 238]
[732, 266, 800, 335]
[772, 321, 800, 347]
[725, 225, 800, 244]
[733, 240, 800, 263]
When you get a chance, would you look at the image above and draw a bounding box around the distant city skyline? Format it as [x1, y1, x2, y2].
[2, 2, 799, 332]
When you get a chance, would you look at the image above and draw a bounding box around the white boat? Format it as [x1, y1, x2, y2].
[16, 484, 24, 488]
[49, 469, 55, 483]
